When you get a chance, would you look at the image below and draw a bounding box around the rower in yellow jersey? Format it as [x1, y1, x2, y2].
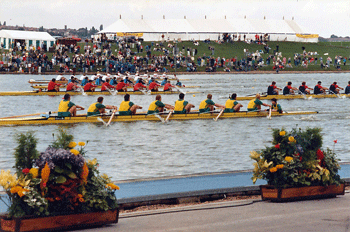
[199, 94, 225, 112]
[224, 93, 243, 112]
[247, 93, 271, 111]
[174, 93, 195, 114]
[119, 94, 142, 115]
[147, 95, 174, 114]
[58, 93, 84, 117]
[87, 97, 118, 116]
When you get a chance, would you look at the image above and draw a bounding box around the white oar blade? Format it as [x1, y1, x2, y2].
[97, 117, 107, 126]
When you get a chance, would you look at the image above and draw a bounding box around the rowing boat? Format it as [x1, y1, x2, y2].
[236, 94, 349, 101]
[30, 85, 201, 90]
[0, 111, 318, 126]
[0, 90, 200, 96]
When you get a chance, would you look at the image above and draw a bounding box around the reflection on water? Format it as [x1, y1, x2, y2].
[0, 73, 349, 181]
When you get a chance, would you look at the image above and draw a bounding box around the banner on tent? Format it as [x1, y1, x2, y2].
[117, 33, 143, 37]
[296, 34, 319, 39]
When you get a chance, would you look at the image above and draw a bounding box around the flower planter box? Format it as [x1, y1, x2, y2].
[0, 209, 119, 232]
[260, 183, 345, 202]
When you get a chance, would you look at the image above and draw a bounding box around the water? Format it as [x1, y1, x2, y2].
[0, 73, 349, 181]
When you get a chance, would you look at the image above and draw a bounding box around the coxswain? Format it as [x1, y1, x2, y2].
[267, 81, 281, 95]
[247, 93, 271, 111]
[271, 98, 282, 113]
[224, 93, 243, 112]
[101, 78, 116, 91]
[48, 78, 62, 92]
[118, 94, 142, 115]
[174, 93, 195, 114]
[87, 97, 117, 116]
[134, 82, 147, 91]
[116, 79, 128, 92]
[329, 82, 343, 94]
[149, 79, 161, 92]
[283, 81, 299, 95]
[299, 82, 313, 94]
[66, 80, 79, 91]
[84, 80, 97, 92]
[314, 81, 328, 94]
[58, 93, 84, 117]
[199, 94, 225, 112]
[345, 81, 350, 94]
[147, 95, 174, 114]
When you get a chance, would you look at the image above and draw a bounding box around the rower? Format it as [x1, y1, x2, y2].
[175, 79, 184, 87]
[199, 94, 225, 112]
[58, 93, 84, 117]
[149, 78, 161, 92]
[48, 78, 61, 92]
[101, 78, 116, 91]
[116, 79, 128, 92]
[314, 81, 328, 94]
[283, 81, 298, 95]
[133, 81, 147, 91]
[147, 95, 174, 114]
[66, 80, 79, 91]
[161, 78, 168, 86]
[119, 94, 142, 115]
[110, 76, 117, 85]
[271, 98, 282, 113]
[163, 81, 175, 91]
[95, 75, 104, 86]
[174, 93, 195, 114]
[87, 97, 117, 116]
[124, 76, 134, 86]
[224, 93, 243, 112]
[345, 81, 350, 94]
[247, 93, 271, 111]
[299, 82, 312, 94]
[267, 81, 281, 95]
[81, 76, 89, 86]
[329, 82, 343, 94]
[84, 80, 97, 92]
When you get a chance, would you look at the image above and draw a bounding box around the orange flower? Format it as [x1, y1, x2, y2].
[80, 162, 89, 185]
[40, 163, 50, 193]
[79, 197, 85, 203]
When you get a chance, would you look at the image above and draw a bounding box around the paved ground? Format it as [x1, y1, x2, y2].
[75, 192, 350, 232]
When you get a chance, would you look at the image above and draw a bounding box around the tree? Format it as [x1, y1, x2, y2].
[3, 21, 6, 26]
[100, 24, 103, 31]
[39, 26, 44, 32]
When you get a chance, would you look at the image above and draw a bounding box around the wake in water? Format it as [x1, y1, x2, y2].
[293, 115, 321, 121]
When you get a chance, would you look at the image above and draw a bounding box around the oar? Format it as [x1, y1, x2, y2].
[329, 90, 342, 99]
[214, 109, 224, 121]
[267, 107, 272, 120]
[0, 111, 58, 119]
[153, 113, 165, 123]
[106, 110, 117, 126]
[77, 85, 87, 96]
[165, 110, 173, 122]
[174, 85, 186, 94]
[97, 117, 108, 126]
[106, 87, 117, 96]
[298, 90, 308, 100]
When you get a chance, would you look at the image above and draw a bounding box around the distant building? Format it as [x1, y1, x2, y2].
[96, 18, 318, 43]
[0, 29, 56, 51]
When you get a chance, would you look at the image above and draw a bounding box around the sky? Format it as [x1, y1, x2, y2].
[1, 0, 349, 37]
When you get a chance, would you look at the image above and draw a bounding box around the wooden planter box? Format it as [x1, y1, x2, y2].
[260, 183, 345, 202]
[0, 208, 119, 232]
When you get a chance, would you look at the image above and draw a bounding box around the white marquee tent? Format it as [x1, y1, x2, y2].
[98, 18, 318, 43]
[0, 30, 56, 51]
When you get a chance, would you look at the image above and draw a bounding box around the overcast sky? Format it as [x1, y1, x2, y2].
[1, 0, 349, 37]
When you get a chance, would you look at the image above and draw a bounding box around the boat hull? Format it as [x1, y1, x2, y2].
[0, 111, 318, 126]
[237, 94, 348, 101]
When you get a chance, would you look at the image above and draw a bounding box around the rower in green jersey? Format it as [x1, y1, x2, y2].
[247, 93, 271, 111]
[174, 93, 195, 114]
[147, 95, 174, 114]
[119, 94, 142, 115]
[224, 93, 243, 112]
[199, 94, 225, 113]
[58, 93, 84, 117]
[87, 97, 118, 116]
[271, 98, 283, 113]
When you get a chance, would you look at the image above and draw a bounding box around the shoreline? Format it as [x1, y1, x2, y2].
[1, 69, 350, 76]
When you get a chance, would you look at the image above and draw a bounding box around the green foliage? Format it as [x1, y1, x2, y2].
[51, 128, 74, 150]
[13, 132, 39, 175]
[251, 127, 342, 188]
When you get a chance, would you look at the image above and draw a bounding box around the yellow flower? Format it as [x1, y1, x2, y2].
[285, 156, 293, 162]
[70, 149, 80, 156]
[101, 173, 110, 180]
[279, 131, 286, 136]
[88, 158, 97, 166]
[288, 136, 296, 143]
[68, 141, 77, 148]
[106, 183, 120, 190]
[10, 186, 29, 197]
[29, 168, 39, 178]
[78, 142, 86, 146]
[269, 167, 278, 173]
[250, 151, 260, 160]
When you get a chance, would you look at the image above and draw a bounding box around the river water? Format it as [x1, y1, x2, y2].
[0, 73, 349, 181]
